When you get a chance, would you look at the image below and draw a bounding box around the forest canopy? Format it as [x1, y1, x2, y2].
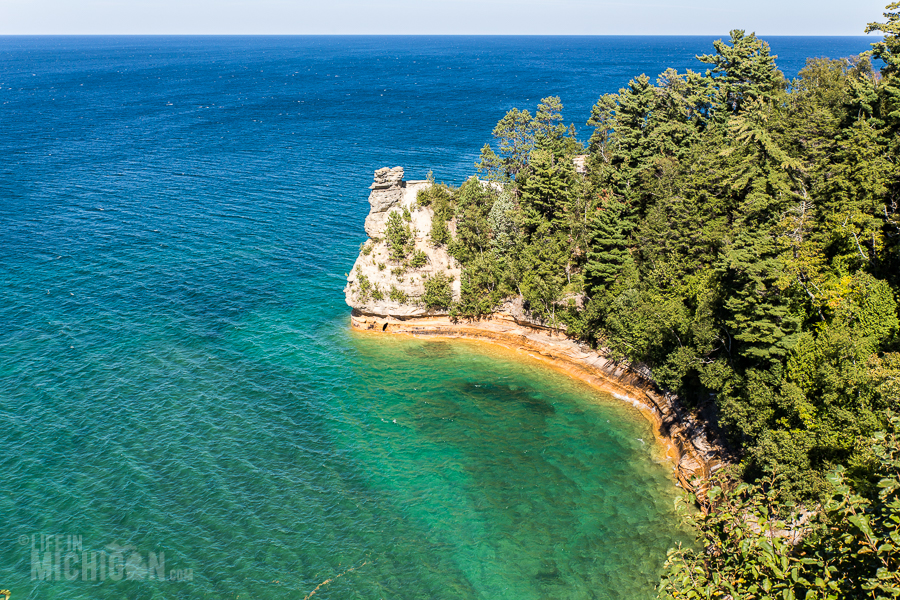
[423, 3, 900, 594]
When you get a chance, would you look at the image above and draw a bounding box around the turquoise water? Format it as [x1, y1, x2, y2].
[0, 36, 877, 599]
[1, 307, 691, 599]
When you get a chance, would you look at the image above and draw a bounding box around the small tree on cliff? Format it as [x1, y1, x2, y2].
[385, 209, 415, 261]
[422, 273, 454, 310]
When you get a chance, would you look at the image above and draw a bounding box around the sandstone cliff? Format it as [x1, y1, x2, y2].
[344, 167, 461, 317]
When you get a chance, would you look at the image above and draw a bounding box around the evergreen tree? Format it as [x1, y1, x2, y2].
[585, 192, 631, 294]
[698, 30, 785, 114]
[720, 230, 802, 366]
[519, 149, 573, 231]
[867, 2, 900, 77]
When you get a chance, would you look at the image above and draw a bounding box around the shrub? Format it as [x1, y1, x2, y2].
[422, 272, 454, 310]
[355, 267, 384, 302]
[429, 217, 451, 246]
[385, 210, 414, 260]
[355, 268, 373, 301]
[659, 418, 900, 600]
[417, 178, 452, 209]
[424, 183, 455, 247]
[488, 191, 518, 254]
[389, 285, 409, 304]
[410, 250, 427, 268]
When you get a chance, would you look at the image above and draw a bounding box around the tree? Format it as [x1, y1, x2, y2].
[451, 177, 495, 264]
[422, 272, 454, 310]
[698, 30, 785, 114]
[476, 107, 534, 182]
[867, 2, 900, 77]
[585, 191, 630, 294]
[487, 191, 519, 256]
[586, 93, 618, 162]
[532, 95, 570, 154]
[384, 209, 414, 261]
[519, 149, 573, 231]
[720, 230, 802, 366]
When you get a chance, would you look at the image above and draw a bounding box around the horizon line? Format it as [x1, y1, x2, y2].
[0, 33, 880, 37]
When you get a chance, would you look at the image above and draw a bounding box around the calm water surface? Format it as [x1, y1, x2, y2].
[0, 35, 876, 599]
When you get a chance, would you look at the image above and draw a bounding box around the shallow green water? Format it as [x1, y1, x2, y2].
[341, 333, 694, 599]
[0, 299, 692, 599]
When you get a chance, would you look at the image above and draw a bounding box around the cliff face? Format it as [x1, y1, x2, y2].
[344, 167, 461, 317]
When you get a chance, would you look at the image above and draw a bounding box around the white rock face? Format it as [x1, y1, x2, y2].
[345, 167, 461, 317]
[364, 166, 405, 238]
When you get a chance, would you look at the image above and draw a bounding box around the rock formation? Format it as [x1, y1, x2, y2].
[363, 166, 405, 238]
[345, 168, 462, 317]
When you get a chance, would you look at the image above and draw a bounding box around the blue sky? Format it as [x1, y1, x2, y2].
[0, 0, 891, 35]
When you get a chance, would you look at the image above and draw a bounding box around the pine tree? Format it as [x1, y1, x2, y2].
[612, 74, 658, 177]
[585, 192, 631, 294]
[720, 230, 802, 366]
[698, 30, 785, 115]
[519, 149, 572, 231]
[867, 2, 900, 77]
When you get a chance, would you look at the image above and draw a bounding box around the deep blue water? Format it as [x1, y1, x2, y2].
[0, 36, 877, 600]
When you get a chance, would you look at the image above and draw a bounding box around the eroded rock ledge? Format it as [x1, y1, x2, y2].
[346, 168, 731, 496]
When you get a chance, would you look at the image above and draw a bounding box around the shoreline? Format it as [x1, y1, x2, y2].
[350, 310, 729, 496]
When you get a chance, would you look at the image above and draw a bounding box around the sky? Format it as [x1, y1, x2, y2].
[0, 0, 892, 35]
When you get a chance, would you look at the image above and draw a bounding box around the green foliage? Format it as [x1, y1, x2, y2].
[659, 420, 900, 600]
[417, 181, 453, 209]
[476, 96, 582, 182]
[410, 250, 427, 269]
[422, 272, 454, 310]
[354, 267, 383, 302]
[476, 107, 534, 181]
[867, 3, 900, 77]
[388, 285, 408, 304]
[429, 217, 451, 246]
[452, 253, 511, 319]
[720, 231, 803, 366]
[585, 191, 631, 293]
[427, 184, 455, 247]
[520, 149, 573, 230]
[487, 191, 518, 254]
[697, 29, 785, 114]
[384, 209, 414, 261]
